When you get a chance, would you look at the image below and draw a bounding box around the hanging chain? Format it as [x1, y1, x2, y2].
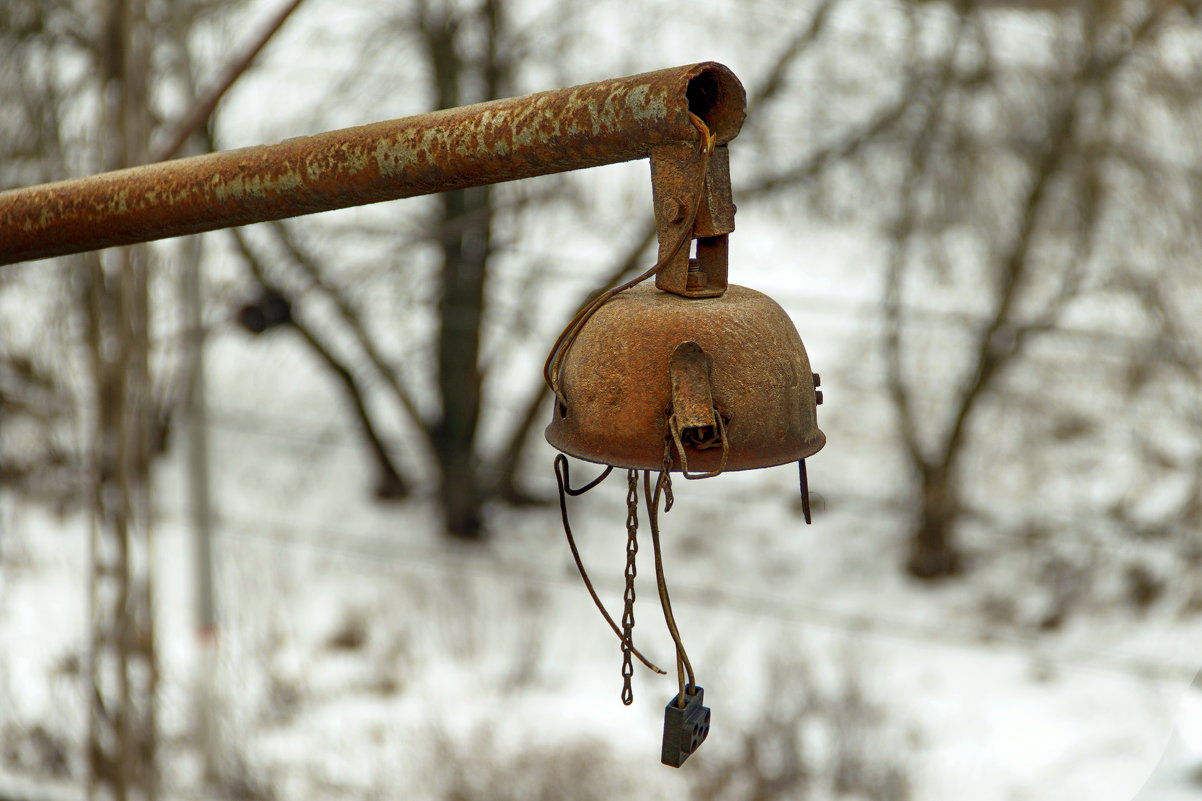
[620, 469, 640, 705]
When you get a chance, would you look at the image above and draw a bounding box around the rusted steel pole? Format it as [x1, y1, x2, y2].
[0, 62, 745, 266]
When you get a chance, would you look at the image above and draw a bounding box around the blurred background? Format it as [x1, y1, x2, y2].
[3, 0, 1202, 799]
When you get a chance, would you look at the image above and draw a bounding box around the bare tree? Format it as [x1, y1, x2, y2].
[853, 0, 1202, 578]
[1, 2, 262, 798]
[228, 0, 858, 541]
[419, 0, 504, 539]
[85, 1, 158, 798]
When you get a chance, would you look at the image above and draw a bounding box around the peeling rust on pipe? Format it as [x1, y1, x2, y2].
[0, 62, 745, 266]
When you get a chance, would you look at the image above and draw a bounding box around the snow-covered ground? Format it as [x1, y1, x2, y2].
[4, 339, 1202, 800]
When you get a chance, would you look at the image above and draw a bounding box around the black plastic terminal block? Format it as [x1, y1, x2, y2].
[661, 686, 710, 767]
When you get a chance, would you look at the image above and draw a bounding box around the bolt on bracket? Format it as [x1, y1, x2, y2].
[651, 143, 735, 298]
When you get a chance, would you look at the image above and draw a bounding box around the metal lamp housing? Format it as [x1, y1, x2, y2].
[545, 282, 825, 474]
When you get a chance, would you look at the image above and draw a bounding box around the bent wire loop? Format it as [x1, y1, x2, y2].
[554, 454, 666, 676]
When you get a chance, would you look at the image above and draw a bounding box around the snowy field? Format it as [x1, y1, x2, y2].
[4, 396, 1202, 801]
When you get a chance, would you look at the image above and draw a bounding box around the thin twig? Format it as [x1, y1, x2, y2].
[229, 227, 411, 498]
[152, 0, 306, 162]
[267, 220, 434, 455]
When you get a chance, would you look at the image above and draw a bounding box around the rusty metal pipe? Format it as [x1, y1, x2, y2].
[0, 62, 745, 266]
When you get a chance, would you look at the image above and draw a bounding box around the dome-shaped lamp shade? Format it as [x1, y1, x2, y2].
[546, 282, 825, 475]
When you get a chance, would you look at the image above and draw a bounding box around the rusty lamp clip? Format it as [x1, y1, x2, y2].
[667, 341, 729, 479]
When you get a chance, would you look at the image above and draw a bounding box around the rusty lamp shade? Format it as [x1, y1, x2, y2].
[545, 282, 825, 475]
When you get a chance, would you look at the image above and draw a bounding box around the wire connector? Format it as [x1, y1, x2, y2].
[661, 686, 710, 767]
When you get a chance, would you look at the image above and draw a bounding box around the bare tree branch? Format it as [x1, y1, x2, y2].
[745, 0, 838, 108]
[883, 7, 976, 474]
[267, 219, 434, 453]
[152, 0, 306, 162]
[938, 2, 1176, 475]
[230, 226, 412, 500]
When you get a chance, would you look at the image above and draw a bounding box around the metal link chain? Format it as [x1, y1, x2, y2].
[661, 437, 675, 512]
[620, 469, 640, 705]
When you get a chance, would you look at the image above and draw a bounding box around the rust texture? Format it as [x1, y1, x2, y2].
[650, 142, 734, 298]
[668, 342, 716, 430]
[545, 283, 825, 473]
[0, 62, 745, 266]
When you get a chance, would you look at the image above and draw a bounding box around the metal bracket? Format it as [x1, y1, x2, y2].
[651, 144, 734, 298]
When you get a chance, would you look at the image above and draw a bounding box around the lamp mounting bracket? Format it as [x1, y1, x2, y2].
[651, 142, 734, 298]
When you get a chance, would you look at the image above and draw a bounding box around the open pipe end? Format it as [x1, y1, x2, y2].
[685, 62, 746, 145]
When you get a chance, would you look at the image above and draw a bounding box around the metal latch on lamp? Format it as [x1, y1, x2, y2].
[667, 341, 729, 478]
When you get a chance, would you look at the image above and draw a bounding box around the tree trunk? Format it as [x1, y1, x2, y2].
[433, 182, 490, 539]
[88, 1, 158, 799]
[423, 0, 501, 540]
[906, 465, 963, 580]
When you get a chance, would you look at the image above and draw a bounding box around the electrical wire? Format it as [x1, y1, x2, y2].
[542, 111, 717, 401]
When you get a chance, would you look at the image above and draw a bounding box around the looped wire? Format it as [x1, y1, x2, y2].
[554, 455, 666, 676]
[667, 407, 729, 480]
[543, 113, 717, 407]
[644, 468, 696, 707]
